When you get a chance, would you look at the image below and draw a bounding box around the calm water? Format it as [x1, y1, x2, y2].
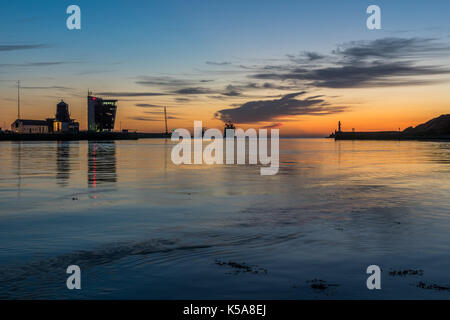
[0, 139, 449, 299]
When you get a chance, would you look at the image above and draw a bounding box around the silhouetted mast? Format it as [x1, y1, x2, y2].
[17, 80, 21, 119]
[164, 106, 168, 134]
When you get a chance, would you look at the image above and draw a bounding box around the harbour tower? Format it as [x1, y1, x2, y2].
[52, 100, 79, 133]
[87, 93, 118, 132]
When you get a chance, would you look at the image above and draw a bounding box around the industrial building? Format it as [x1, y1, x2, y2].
[9, 83, 116, 134]
[88, 94, 118, 132]
[10, 100, 79, 134]
[52, 100, 79, 133]
[11, 119, 50, 134]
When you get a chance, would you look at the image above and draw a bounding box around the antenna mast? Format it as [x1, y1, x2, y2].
[164, 106, 168, 134]
[17, 80, 21, 119]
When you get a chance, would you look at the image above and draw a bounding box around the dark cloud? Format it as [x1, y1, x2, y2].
[222, 85, 242, 97]
[135, 103, 164, 108]
[206, 61, 232, 66]
[260, 82, 297, 90]
[334, 37, 450, 61]
[193, 67, 250, 76]
[261, 123, 283, 129]
[287, 52, 326, 63]
[136, 76, 214, 92]
[129, 116, 178, 122]
[304, 52, 325, 61]
[0, 61, 70, 67]
[215, 92, 347, 123]
[143, 111, 165, 114]
[143, 111, 178, 116]
[253, 62, 449, 88]
[0, 44, 50, 51]
[136, 76, 196, 87]
[215, 82, 297, 98]
[239, 81, 295, 91]
[137, 76, 219, 96]
[251, 38, 450, 88]
[175, 97, 190, 102]
[27, 62, 67, 66]
[20, 86, 72, 90]
[173, 87, 212, 95]
[128, 116, 161, 122]
[95, 92, 168, 97]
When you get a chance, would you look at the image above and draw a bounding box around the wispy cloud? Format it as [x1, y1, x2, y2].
[205, 61, 232, 66]
[128, 116, 161, 122]
[222, 85, 242, 97]
[135, 103, 165, 108]
[95, 92, 168, 97]
[129, 116, 178, 122]
[20, 86, 72, 90]
[250, 37, 450, 89]
[0, 61, 71, 68]
[252, 62, 449, 88]
[173, 87, 213, 95]
[333, 37, 450, 61]
[136, 76, 197, 87]
[0, 44, 50, 51]
[261, 122, 283, 129]
[286, 51, 326, 63]
[135, 75, 219, 96]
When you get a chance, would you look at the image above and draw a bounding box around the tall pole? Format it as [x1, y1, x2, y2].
[164, 106, 168, 134]
[17, 80, 20, 119]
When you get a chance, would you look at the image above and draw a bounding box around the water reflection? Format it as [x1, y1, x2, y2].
[56, 142, 72, 186]
[88, 141, 117, 187]
[15, 142, 23, 198]
[1, 139, 450, 299]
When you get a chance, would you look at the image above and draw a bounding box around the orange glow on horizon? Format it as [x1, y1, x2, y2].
[1, 82, 449, 137]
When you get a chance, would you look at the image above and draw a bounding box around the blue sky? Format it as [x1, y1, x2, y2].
[1, 1, 450, 133]
[3, 1, 450, 68]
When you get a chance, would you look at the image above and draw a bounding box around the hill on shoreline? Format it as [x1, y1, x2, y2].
[403, 114, 450, 136]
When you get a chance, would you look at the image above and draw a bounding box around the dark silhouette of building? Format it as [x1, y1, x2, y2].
[11, 119, 50, 133]
[87, 94, 118, 132]
[224, 121, 236, 137]
[52, 100, 79, 133]
[56, 100, 71, 122]
[11, 100, 79, 133]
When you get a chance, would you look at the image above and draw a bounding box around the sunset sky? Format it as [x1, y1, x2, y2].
[1, 0, 450, 136]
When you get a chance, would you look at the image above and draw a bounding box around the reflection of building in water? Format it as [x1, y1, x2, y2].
[56, 142, 72, 186]
[88, 142, 117, 187]
[15, 142, 23, 197]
